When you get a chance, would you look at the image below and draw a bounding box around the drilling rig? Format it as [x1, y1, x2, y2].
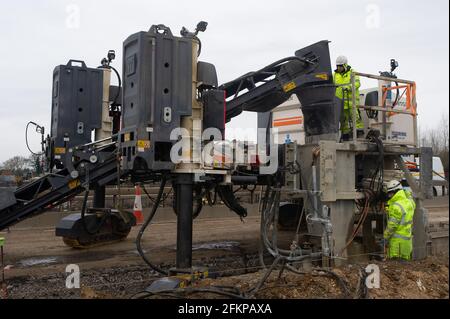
[0, 23, 432, 278]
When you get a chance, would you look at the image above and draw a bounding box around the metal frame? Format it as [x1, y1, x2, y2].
[350, 72, 418, 146]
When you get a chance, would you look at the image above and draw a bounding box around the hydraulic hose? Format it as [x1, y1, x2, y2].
[172, 184, 203, 219]
[261, 188, 322, 262]
[136, 176, 168, 275]
[205, 186, 217, 206]
[98, 64, 122, 106]
[220, 56, 316, 96]
[392, 81, 400, 107]
[109, 65, 122, 106]
[25, 121, 44, 156]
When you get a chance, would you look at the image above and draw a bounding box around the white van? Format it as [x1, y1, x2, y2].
[430, 156, 447, 196]
[405, 156, 447, 196]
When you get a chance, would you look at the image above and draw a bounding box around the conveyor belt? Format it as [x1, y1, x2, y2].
[0, 156, 118, 231]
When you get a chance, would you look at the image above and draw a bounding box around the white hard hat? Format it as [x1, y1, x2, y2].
[336, 55, 348, 66]
[383, 180, 403, 193]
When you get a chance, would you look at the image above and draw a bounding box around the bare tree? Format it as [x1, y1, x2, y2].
[0, 156, 33, 177]
[420, 112, 449, 178]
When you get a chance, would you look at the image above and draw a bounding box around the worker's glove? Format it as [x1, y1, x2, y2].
[345, 86, 353, 92]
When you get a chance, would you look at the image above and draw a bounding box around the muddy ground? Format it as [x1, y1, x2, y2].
[4, 253, 447, 299]
[188, 255, 449, 299]
[0, 199, 448, 299]
[1, 205, 267, 299]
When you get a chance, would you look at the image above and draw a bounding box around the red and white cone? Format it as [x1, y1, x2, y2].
[133, 184, 144, 225]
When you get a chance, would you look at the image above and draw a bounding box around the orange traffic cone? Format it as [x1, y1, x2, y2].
[133, 184, 144, 225]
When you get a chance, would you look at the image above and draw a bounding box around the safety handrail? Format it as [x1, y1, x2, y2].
[349, 72, 418, 146]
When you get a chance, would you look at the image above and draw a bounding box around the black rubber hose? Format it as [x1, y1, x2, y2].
[134, 287, 246, 299]
[247, 256, 281, 297]
[217, 185, 247, 218]
[262, 189, 320, 260]
[136, 176, 168, 275]
[25, 121, 44, 156]
[285, 265, 351, 298]
[258, 185, 273, 269]
[392, 81, 400, 107]
[258, 201, 268, 269]
[194, 36, 202, 57]
[220, 56, 315, 94]
[205, 186, 217, 206]
[172, 185, 203, 219]
[80, 190, 89, 219]
[142, 185, 156, 204]
[110, 66, 122, 106]
[192, 185, 204, 218]
[98, 64, 122, 106]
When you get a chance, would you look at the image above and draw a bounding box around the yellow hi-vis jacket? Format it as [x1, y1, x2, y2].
[384, 189, 415, 260]
[333, 65, 360, 110]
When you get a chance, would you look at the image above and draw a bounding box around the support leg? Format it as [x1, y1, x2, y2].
[93, 185, 106, 209]
[330, 201, 355, 266]
[175, 174, 194, 269]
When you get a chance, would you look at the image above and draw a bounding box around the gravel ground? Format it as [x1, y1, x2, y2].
[1, 199, 447, 299]
[3, 251, 265, 299]
[184, 255, 449, 299]
[5, 254, 446, 299]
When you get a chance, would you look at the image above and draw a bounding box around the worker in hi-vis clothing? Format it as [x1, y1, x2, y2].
[333, 56, 364, 140]
[382, 180, 416, 260]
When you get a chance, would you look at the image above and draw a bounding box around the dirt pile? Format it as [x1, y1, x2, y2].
[189, 255, 449, 299]
[3, 255, 448, 299]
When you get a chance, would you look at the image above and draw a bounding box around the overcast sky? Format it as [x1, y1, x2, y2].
[0, 0, 448, 163]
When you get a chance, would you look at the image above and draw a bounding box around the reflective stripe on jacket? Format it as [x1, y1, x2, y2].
[384, 189, 415, 241]
[404, 189, 417, 211]
[333, 64, 360, 110]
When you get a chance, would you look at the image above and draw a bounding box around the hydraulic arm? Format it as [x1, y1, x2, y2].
[220, 41, 339, 138]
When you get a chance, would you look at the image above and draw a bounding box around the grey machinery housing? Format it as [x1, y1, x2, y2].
[49, 60, 104, 170]
[119, 25, 224, 172]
